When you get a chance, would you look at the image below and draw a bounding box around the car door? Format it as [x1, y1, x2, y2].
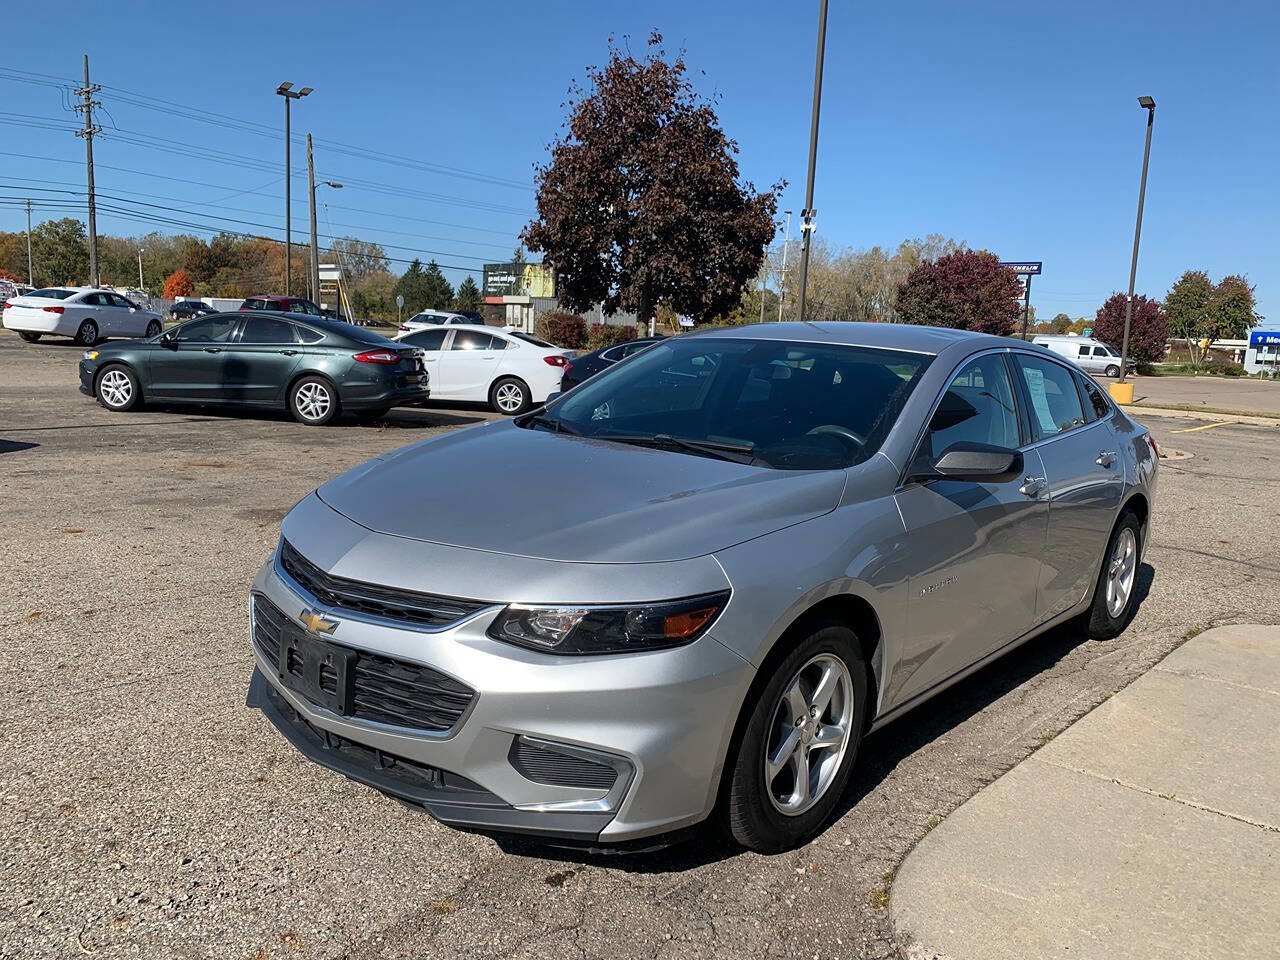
[107, 293, 145, 336]
[78, 293, 116, 335]
[221, 315, 305, 404]
[399, 328, 448, 392]
[1010, 351, 1124, 621]
[892, 350, 1049, 703]
[440, 328, 500, 400]
[148, 314, 242, 399]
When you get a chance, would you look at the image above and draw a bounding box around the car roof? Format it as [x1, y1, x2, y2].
[685, 321, 1009, 355]
[243, 294, 305, 303]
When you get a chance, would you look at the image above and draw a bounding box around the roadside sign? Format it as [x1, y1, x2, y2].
[395, 295, 404, 309]
[678, 316, 694, 328]
[1000, 261, 1043, 275]
[1082, 327, 1092, 337]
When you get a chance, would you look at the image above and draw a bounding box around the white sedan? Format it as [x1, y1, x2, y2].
[397, 310, 482, 335]
[3, 287, 165, 345]
[394, 325, 573, 414]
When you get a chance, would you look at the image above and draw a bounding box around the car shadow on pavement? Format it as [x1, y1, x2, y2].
[0, 439, 39, 454]
[492, 563, 1155, 873]
[132, 404, 488, 430]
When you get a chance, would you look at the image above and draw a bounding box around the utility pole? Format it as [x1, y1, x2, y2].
[307, 134, 319, 303]
[137, 248, 145, 291]
[25, 199, 33, 285]
[795, 0, 829, 325]
[276, 82, 312, 296]
[75, 55, 101, 288]
[777, 210, 792, 322]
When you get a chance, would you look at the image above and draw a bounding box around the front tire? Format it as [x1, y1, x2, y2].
[96, 364, 141, 412]
[289, 375, 339, 426]
[489, 376, 530, 415]
[1086, 510, 1142, 639]
[18, 331, 42, 343]
[76, 320, 99, 346]
[724, 622, 868, 852]
[1104, 364, 1120, 378]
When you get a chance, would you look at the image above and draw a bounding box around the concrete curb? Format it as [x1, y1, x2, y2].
[1124, 405, 1280, 426]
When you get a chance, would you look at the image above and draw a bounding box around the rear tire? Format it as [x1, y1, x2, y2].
[1104, 364, 1120, 378]
[288, 375, 339, 426]
[145, 320, 162, 338]
[1086, 510, 1142, 640]
[76, 320, 99, 346]
[724, 622, 868, 852]
[96, 364, 141, 412]
[17, 331, 41, 343]
[489, 376, 530, 415]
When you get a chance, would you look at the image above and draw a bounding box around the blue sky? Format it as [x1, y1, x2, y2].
[1, 0, 1276, 323]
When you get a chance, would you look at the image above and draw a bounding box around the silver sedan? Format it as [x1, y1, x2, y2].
[246, 322, 1157, 852]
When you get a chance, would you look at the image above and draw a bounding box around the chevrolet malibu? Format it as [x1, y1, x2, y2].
[247, 322, 1157, 852]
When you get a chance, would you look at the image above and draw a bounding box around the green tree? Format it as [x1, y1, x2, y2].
[1164, 270, 1214, 362]
[393, 259, 453, 314]
[1208, 275, 1260, 342]
[421, 261, 454, 309]
[453, 276, 483, 314]
[523, 31, 781, 328]
[1050, 312, 1072, 335]
[31, 218, 89, 286]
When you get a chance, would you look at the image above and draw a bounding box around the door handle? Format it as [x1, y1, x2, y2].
[1096, 450, 1117, 467]
[1019, 476, 1047, 498]
[279, 349, 298, 356]
[202, 347, 222, 353]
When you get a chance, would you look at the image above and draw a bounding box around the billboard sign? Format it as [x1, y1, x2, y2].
[1000, 261, 1043, 275]
[483, 262, 556, 299]
[1249, 330, 1280, 347]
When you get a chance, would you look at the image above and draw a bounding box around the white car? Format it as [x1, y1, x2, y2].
[397, 310, 482, 335]
[3, 287, 165, 345]
[1032, 335, 1132, 378]
[393, 324, 573, 413]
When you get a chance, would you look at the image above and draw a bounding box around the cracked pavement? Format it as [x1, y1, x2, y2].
[2, 334, 1277, 959]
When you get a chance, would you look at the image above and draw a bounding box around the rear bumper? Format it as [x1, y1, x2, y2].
[4, 309, 73, 335]
[339, 378, 430, 410]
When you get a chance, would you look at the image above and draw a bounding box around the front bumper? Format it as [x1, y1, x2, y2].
[79, 360, 96, 395]
[246, 543, 754, 844]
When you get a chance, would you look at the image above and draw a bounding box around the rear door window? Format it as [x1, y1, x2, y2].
[403, 329, 448, 350]
[451, 330, 495, 350]
[1013, 354, 1088, 439]
[239, 316, 299, 343]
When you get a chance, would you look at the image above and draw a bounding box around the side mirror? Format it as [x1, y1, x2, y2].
[161, 332, 176, 348]
[911, 441, 1021, 483]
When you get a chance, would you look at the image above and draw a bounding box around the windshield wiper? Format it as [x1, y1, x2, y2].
[519, 414, 581, 435]
[596, 432, 765, 466]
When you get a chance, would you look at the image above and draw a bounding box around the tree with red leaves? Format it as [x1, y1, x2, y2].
[895, 250, 1024, 335]
[163, 269, 194, 299]
[1091, 293, 1168, 363]
[523, 32, 782, 329]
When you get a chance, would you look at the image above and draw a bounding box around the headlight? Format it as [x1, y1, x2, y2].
[487, 591, 730, 655]
[82, 350, 99, 361]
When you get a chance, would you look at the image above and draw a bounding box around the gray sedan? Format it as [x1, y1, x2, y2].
[246, 322, 1157, 852]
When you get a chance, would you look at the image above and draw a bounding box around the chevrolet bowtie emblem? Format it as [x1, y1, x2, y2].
[299, 608, 338, 636]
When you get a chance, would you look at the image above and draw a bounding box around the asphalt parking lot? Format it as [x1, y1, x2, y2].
[3, 332, 1278, 960]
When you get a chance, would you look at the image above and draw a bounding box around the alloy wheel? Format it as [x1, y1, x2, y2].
[295, 382, 332, 421]
[99, 369, 132, 408]
[78, 322, 97, 345]
[763, 653, 855, 816]
[1106, 527, 1137, 617]
[495, 382, 524, 412]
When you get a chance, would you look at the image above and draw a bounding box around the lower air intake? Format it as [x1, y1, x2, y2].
[508, 737, 620, 791]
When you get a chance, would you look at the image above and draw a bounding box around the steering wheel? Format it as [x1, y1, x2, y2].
[806, 424, 866, 449]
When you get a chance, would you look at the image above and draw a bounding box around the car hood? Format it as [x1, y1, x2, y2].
[316, 420, 846, 563]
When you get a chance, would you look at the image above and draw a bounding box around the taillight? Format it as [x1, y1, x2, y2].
[353, 350, 400, 364]
[43, 306, 65, 314]
[397, 324, 410, 332]
[1147, 434, 1159, 459]
[543, 355, 569, 367]
[562, 362, 574, 375]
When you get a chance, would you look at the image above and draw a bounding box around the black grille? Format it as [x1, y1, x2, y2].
[278, 539, 490, 628]
[509, 738, 619, 791]
[253, 594, 475, 733]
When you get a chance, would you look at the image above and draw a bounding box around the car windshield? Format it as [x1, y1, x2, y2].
[540, 336, 933, 470]
[29, 288, 77, 299]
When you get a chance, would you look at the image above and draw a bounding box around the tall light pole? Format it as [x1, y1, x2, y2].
[795, 0, 829, 325]
[777, 210, 792, 322]
[276, 82, 312, 296]
[137, 248, 144, 291]
[25, 199, 33, 285]
[307, 131, 342, 307]
[1119, 96, 1155, 386]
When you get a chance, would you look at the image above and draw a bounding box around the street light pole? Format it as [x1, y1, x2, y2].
[137, 248, 144, 291]
[777, 210, 792, 322]
[276, 82, 312, 296]
[1119, 96, 1155, 385]
[307, 134, 342, 308]
[795, 0, 829, 325]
